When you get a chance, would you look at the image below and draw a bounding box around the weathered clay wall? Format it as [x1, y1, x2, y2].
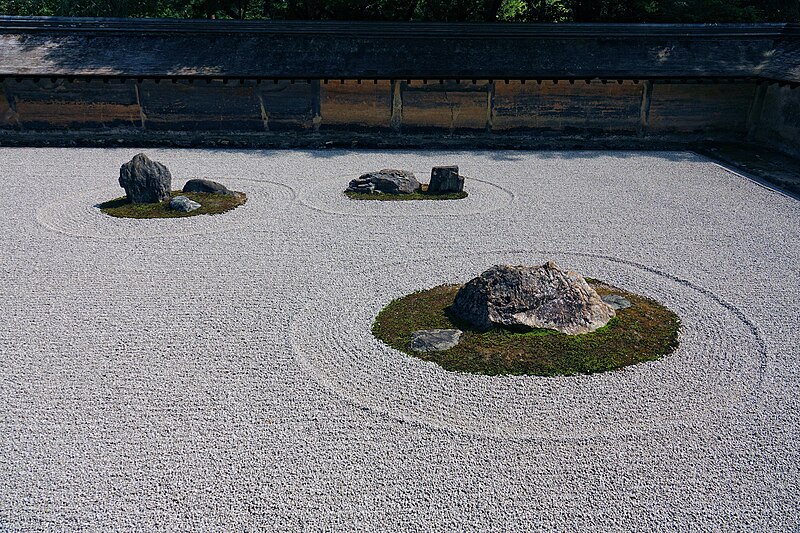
[0, 78, 761, 145]
[751, 85, 800, 157]
[0, 19, 796, 151]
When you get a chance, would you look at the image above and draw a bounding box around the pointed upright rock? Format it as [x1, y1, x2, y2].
[429, 166, 464, 193]
[119, 153, 172, 204]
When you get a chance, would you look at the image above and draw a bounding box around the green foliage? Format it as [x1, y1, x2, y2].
[498, 0, 571, 22]
[0, 0, 796, 21]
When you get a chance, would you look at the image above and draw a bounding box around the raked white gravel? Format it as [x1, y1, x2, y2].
[0, 148, 798, 531]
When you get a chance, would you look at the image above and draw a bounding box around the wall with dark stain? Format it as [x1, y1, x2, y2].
[0, 77, 792, 151]
[1, 79, 140, 129]
[401, 81, 490, 133]
[320, 80, 391, 131]
[752, 85, 800, 157]
[493, 80, 642, 134]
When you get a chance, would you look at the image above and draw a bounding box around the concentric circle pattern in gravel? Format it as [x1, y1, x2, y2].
[292, 250, 764, 440]
[0, 148, 798, 531]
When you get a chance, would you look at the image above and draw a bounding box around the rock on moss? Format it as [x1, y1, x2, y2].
[183, 178, 235, 196]
[347, 169, 420, 194]
[118, 153, 172, 204]
[410, 329, 463, 352]
[169, 195, 201, 212]
[451, 262, 616, 335]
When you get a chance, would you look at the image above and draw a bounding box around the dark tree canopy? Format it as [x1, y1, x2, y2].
[0, 0, 797, 22]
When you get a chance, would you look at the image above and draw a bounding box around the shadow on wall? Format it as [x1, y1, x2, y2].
[176, 147, 706, 163]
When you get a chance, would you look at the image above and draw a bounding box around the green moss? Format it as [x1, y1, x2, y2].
[98, 191, 246, 219]
[372, 281, 680, 377]
[345, 190, 468, 201]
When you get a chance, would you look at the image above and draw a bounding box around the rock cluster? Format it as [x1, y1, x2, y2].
[451, 262, 616, 335]
[347, 169, 421, 194]
[347, 166, 466, 196]
[119, 153, 172, 204]
[116, 155, 244, 215]
[429, 166, 465, 193]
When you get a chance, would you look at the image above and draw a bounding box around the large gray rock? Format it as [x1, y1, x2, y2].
[182, 178, 234, 196]
[428, 166, 465, 193]
[169, 196, 201, 212]
[410, 329, 462, 352]
[118, 153, 172, 204]
[451, 262, 616, 335]
[347, 169, 420, 194]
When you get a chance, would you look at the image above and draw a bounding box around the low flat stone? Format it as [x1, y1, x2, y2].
[410, 329, 463, 352]
[429, 166, 465, 193]
[347, 178, 376, 194]
[347, 169, 420, 194]
[183, 178, 235, 196]
[169, 196, 201, 212]
[602, 294, 632, 310]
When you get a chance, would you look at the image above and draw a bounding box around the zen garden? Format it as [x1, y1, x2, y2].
[0, 1, 798, 531]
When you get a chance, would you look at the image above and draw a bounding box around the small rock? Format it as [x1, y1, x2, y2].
[169, 196, 201, 212]
[602, 294, 632, 310]
[347, 169, 420, 194]
[410, 329, 463, 352]
[119, 153, 172, 204]
[429, 166, 465, 193]
[182, 178, 235, 196]
[451, 262, 616, 335]
[347, 178, 376, 194]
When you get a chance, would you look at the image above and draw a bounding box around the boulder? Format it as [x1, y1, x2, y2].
[182, 178, 234, 196]
[169, 196, 201, 212]
[428, 166, 465, 193]
[119, 153, 172, 204]
[345, 177, 376, 194]
[410, 329, 462, 352]
[347, 169, 420, 194]
[451, 262, 616, 335]
[602, 294, 632, 310]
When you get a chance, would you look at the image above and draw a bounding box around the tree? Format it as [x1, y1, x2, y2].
[0, 0, 796, 21]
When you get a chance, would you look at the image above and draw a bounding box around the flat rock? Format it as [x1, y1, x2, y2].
[410, 329, 463, 352]
[119, 153, 171, 204]
[169, 196, 201, 212]
[182, 178, 235, 196]
[346, 179, 376, 194]
[429, 166, 465, 193]
[347, 169, 420, 194]
[451, 262, 616, 335]
[602, 294, 632, 310]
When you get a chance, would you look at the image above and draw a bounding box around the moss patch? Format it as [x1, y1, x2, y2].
[98, 191, 246, 219]
[345, 190, 468, 201]
[372, 280, 680, 377]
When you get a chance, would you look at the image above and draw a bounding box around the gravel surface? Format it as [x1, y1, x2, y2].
[0, 148, 798, 531]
